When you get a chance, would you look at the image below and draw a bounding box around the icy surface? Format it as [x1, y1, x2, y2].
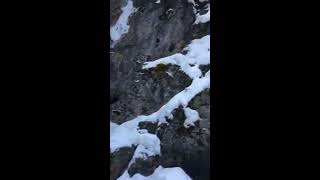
[110, 121, 119, 134]
[110, 0, 136, 44]
[188, 0, 210, 24]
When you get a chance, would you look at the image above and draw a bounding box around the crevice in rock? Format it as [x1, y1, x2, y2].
[168, 43, 175, 52]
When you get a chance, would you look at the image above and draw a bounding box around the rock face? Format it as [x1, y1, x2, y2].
[110, 0, 123, 26]
[110, 147, 136, 180]
[158, 107, 210, 180]
[110, 0, 210, 179]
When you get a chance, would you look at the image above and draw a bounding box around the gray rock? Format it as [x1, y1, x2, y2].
[128, 155, 161, 177]
[138, 121, 158, 134]
[189, 90, 210, 129]
[110, 146, 136, 180]
[157, 107, 210, 180]
[110, 0, 123, 26]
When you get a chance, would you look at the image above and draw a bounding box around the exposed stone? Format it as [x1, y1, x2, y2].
[157, 107, 210, 180]
[128, 155, 161, 177]
[138, 121, 158, 134]
[189, 90, 210, 129]
[110, 146, 136, 180]
[199, 64, 211, 76]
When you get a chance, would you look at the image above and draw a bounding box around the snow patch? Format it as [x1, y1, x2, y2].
[143, 35, 210, 79]
[117, 166, 192, 180]
[110, 77, 211, 152]
[110, 0, 136, 45]
[147, 71, 210, 124]
[110, 35, 210, 179]
[184, 107, 200, 127]
[194, 5, 210, 24]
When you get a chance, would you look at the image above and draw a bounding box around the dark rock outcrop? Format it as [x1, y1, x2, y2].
[110, 146, 136, 180]
[127, 107, 210, 180]
[158, 107, 210, 180]
[128, 155, 161, 177]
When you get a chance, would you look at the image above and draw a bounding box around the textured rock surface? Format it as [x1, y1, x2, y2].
[110, 0, 210, 179]
[189, 90, 210, 129]
[110, 146, 136, 180]
[158, 107, 210, 180]
[126, 107, 210, 180]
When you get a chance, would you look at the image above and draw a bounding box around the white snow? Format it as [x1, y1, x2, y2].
[116, 144, 192, 180]
[110, 121, 119, 134]
[143, 35, 210, 79]
[117, 166, 192, 180]
[110, 115, 161, 154]
[146, 71, 210, 124]
[110, 0, 136, 45]
[155, 0, 161, 4]
[184, 107, 200, 127]
[194, 5, 210, 24]
[188, 0, 210, 24]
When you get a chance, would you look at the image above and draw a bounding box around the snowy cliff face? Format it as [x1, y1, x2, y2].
[110, 0, 210, 180]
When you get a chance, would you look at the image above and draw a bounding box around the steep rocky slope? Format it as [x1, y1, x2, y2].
[110, 0, 210, 179]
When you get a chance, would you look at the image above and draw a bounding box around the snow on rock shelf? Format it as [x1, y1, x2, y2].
[143, 35, 210, 80]
[117, 166, 192, 180]
[111, 34, 210, 150]
[110, 0, 136, 46]
[183, 107, 200, 128]
[110, 1, 210, 179]
[110, 116, 161, 154]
